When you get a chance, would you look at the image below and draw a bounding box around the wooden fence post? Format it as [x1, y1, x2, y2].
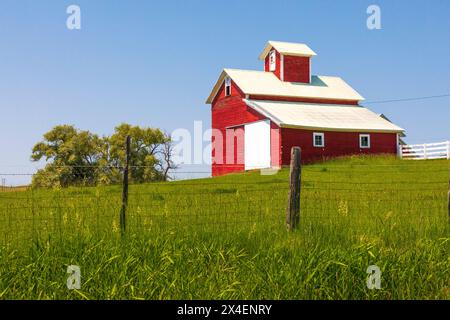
[286, 147, 302, 231]
[120, 135, 131, 235]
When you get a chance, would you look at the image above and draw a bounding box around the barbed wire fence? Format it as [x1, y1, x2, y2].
[0, 139, 449, 246]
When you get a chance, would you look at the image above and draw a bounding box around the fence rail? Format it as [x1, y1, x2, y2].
[401, 141, 450, 160]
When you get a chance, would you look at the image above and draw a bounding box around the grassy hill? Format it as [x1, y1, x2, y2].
[0, 155, 449, 299]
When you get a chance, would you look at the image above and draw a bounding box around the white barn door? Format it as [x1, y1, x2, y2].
[244, 120, 271, 170]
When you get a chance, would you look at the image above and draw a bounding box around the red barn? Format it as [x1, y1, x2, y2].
[206, 41, 405, 176]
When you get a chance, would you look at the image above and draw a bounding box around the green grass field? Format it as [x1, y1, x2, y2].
[0, 155, 449, 299]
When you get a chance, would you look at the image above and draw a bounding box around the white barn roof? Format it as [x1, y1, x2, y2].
[206, 69, 364, 103]
[258, 41, 317, 60]
[244, 99, 404, 133]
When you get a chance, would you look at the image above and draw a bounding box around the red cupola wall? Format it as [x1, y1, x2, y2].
[263, 48, 311, 83]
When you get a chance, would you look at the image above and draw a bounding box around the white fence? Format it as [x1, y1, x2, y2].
[401, 141, 450, 160]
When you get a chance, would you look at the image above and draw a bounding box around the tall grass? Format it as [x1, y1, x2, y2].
[0, 155, 448, 299]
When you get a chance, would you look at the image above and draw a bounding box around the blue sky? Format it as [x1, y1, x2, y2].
[0, 0, 449, 184]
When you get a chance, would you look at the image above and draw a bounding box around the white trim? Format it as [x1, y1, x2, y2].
[309, 57, 311, 83]
[269, 50, 276, 72]
[359, 134, 371, 148]
[313, 132, 325, 147]
[396, 133, 401, 157]
[281, 124, 402, 133]
[225, 118, 269, 129]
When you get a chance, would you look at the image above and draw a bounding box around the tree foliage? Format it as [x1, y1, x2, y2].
[31, 124, 177, 188]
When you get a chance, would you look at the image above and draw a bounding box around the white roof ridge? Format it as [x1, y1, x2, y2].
[224, 68, 268, 73]
[269, 40, 309, 45]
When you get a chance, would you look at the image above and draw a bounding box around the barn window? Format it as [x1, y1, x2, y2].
[360, 134, 371, 148]
[225, 77, 231, 96]
[313, 132, 325, 147]
[269, 50, 276, 71]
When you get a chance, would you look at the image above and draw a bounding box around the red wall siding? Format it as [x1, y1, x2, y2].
[281, 129, 397, 165]
[264, 53, 311, 83]
[248, 95, 359, 105]
[264, 49, 281, 80]
[212, 80, 265, 176]
[283, 55, 310, 83]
